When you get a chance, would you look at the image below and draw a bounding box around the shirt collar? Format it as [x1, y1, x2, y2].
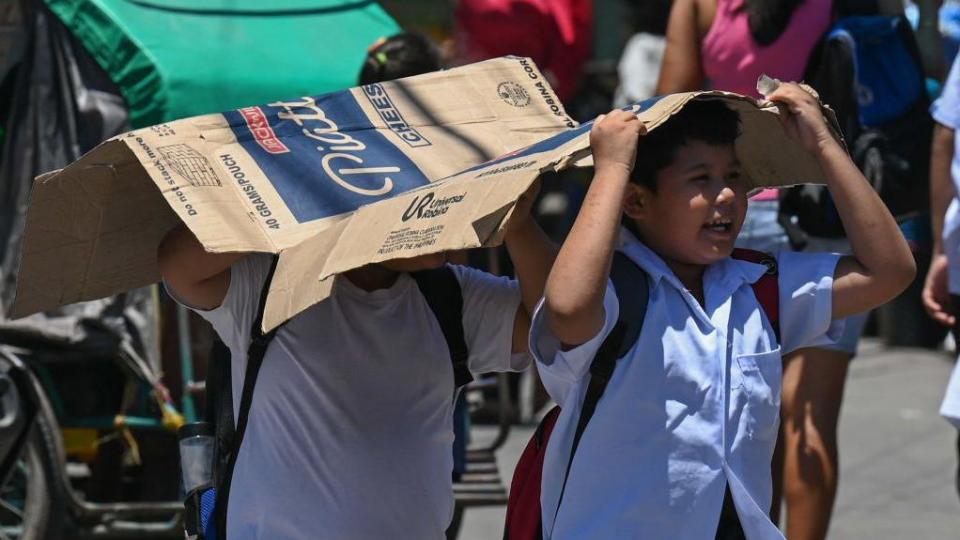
[617, 228, 681, 289]
[617, 228, 769, 293]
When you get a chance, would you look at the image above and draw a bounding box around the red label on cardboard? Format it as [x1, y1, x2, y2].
[238, 106, 290, 154]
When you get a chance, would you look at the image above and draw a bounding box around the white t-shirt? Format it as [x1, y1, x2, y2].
[186, 254, 526, 540]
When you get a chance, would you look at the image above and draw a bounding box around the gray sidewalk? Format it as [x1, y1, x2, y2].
[458, 339, 960, 539]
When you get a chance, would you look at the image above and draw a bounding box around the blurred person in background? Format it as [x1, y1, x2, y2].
[453, 0, 592, 103]
[923, 53, 960, 501]
[655, 2, 864, 540]
[452, 0, 595, 251]
[905, 0, 950, 80]
[359, 32, 443, 85]
[613, 0, 673, 106]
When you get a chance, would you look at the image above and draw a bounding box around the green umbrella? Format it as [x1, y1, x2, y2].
[46, 0, 400, 127]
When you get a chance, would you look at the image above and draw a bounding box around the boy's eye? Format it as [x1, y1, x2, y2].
[690, 175, 710, 183]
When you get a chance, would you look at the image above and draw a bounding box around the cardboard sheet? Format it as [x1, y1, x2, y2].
[12, 58, 842, 331]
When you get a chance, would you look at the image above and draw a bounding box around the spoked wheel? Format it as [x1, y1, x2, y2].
[0, 414, 65, 540]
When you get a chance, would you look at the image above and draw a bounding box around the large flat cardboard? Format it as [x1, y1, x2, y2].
[12, 59, 842, 331]
[12, 57, 575, 319]
[262, 91, 843, 330]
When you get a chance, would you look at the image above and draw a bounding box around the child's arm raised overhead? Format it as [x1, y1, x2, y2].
[158, 224, 247, 310]
[504, 180, 559, 353]
[767, 84, 917, 320]
[544, 110, 646, 346]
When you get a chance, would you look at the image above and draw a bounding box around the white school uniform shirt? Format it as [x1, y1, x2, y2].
[933, 55, 960, 296]
[177, 254, 527, 540]
[932, 55, 960, 427]
[530, 231, 843, 540]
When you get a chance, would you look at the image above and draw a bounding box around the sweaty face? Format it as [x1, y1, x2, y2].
[629, 142, 748, 270]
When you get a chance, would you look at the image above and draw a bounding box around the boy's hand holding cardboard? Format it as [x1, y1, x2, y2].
[765, 82, 838, 155]
[589, 110, 647, 178]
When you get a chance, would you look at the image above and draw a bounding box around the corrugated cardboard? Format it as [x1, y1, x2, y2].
[262, 91, 843, 330]
[12, 56, 575, 319]
[12, 58, 842, 331]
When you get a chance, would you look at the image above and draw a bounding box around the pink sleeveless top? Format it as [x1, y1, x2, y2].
[702, 0, 832, 97]
[701, 0, 831, 199]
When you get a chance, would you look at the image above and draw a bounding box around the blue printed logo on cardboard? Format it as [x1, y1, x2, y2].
[224, 88, 431, 224]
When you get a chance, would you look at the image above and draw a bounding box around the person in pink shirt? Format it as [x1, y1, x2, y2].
[655, 2, 856, 540]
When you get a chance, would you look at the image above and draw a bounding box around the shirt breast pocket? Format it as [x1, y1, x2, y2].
[735, 347, 782, 441]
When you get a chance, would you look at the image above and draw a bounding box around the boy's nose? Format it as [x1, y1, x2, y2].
[716, 185, 736, 205]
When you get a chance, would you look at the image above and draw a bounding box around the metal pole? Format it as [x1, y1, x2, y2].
[176, 304, 197, 422]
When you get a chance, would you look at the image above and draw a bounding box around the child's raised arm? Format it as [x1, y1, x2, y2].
[544, 110, 646, 346]
[767, 84, 916, 320]
[504, 180, 558, 353]
[158, 224, 247, 310]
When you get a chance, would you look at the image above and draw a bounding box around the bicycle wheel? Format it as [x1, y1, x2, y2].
[0, 413, 66, 540]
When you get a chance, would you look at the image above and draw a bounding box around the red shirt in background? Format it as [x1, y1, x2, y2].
[455, 0, 592, 102]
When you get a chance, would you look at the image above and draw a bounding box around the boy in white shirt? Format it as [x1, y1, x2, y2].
[532, 84, 915, 539]
[158, 186, 553, 540]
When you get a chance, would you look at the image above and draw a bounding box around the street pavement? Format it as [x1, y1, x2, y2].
[458, 339, 960, 539]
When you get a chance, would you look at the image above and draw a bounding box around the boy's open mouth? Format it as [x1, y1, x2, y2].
[703, 218, 733, 233]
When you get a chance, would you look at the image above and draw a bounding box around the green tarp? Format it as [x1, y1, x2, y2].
[45, 0, 400, 127]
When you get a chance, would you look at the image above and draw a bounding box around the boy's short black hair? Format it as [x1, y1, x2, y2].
[631, 100, 741, 191]
[358, 32, 441, 85]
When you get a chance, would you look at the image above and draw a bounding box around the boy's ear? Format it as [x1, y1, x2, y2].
[622, 182, 647, 221]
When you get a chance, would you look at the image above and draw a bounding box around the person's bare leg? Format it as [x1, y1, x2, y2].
[779, 347, 851, 540]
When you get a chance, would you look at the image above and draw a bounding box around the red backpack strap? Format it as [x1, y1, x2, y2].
[504, 252, 650, 540]
[731, 248, 780, 342]
[504, 406, 561, 540]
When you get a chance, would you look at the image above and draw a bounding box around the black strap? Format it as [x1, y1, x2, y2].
[555, 252, 649, 512]
[715, 488, 747, 540]
[209, 338, 234, 485]
[215, 256, 281, 539]
[412, 266, 473, 388]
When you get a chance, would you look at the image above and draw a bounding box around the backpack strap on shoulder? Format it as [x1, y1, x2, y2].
[580, 251, 650, 408]
[215, 255, 282, 538]
[556, 251, 650, 511]
[732, 248, 780, 342]
[208, 338, 234, 486]
[412, 266, 473, 388]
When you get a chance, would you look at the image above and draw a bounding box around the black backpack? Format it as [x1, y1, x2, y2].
[195, 258, 473, 540]
[781, 14, 933, 240]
